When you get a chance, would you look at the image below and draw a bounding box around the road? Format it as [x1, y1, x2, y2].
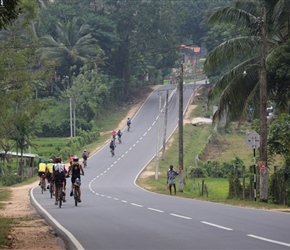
[32, 82, 290, 250]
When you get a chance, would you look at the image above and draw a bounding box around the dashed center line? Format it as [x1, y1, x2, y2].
[131, 203, 143, 207]
[247, 234, 290, 248]
[170, 213, 192, 220]
[201, 221, 233, 231]
[148, 208, 164, 213]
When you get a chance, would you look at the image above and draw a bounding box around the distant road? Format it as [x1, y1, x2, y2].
[32, 82, 290, 250]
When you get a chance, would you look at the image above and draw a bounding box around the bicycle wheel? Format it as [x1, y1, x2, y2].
[74, 186, 78, 206]
[58, 186, 62, 208]
[50, 183, 53, 199]
[41, 179, 44, 194]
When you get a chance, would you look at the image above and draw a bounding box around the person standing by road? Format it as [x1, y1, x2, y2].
[167, 165, 178, 195]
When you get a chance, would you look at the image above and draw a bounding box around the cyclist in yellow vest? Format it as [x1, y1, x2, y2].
[38, 159, 47, 190]
[46, 159, 54, 189]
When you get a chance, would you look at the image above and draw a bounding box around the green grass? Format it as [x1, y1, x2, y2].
[0, 189, 11, 209]
[0, 217, 14, 248]
[137, 87, 290, 210]
[0, 189, 13, 247]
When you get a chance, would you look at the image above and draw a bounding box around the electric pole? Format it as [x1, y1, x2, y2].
[155, 92, 162, 180]
[162, 90, 169, 160]
[178, 63, 184, 192]
[259, 5, 268, 202]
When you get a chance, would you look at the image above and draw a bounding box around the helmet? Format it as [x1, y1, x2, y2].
[73, 155, 79, 161]
[49, 159, 53, 163]
[84, 149, 86, 152]
[40, 159, 45, 163]
[55, 157, 61, 163]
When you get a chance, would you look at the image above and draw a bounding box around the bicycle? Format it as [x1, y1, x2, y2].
[117, 135, 122, 144]
[110, 148, 115, 156]
[55, 180, 65, 208]
[40, 174, 46, 194]
[49, 178, 54, 199]
[82, 159, 87, 168]
[73, 178, 81, 206]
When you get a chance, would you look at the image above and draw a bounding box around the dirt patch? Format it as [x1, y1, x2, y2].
[200, 137, 229, 161]
[1, 182, 65, 249]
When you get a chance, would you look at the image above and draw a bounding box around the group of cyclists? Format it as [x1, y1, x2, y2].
[38, 151, 86, 205]
[37, 118, 132, 204]
[109, 117, 131, 156]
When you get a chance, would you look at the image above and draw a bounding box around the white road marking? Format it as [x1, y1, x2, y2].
[148, 208, 164, 213]
[247, 234, 290, 247]
[143, 132, 147, 136]
[114, 198, 119, 201]
[170, 213, 192, 220]
[201, 221, 233, 231]
[131, 203, 143, 207]
[121, 200, 128, 203]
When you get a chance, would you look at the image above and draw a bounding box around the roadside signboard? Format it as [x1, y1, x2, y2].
[244, 131, 260, 150]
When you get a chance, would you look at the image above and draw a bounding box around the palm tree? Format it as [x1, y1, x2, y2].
[38, 17, 104, 90]
[204, 0, 290, 202]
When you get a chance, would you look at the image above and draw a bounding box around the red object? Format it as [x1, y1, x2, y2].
[259, 161, 266, 174]
[166, 184, 169, 190]
[178, 166, 182, 173]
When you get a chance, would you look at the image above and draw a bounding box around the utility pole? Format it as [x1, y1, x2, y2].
[70, 97, 73, 137]
[259, 5, 268, 202]
[73, 98, 76, 137]
[162, 90, 169, 160]
[155, 92, 162, 180]
[178, 63, 184, 192]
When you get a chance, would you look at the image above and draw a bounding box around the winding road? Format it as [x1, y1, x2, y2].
[32, 82, 290, 250]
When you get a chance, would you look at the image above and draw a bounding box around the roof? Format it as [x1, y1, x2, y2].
[0, 151, 40, 158]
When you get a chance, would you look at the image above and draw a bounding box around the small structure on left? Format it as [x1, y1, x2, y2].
[0, 151, 40, 177]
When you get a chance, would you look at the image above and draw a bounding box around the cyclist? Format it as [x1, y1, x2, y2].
[69, 154, 74, 165]
[117, 129, 122, 143]
[38, 159, 47, 190]
[112, 129, 117, 142]
[109, 139, 116, 156]
[46, 159, 54, 189]
[82, 150, 89, 167]
[52, 157, 66, 205]
[127, 117, 131, 131]
[67, 156, 84, 202]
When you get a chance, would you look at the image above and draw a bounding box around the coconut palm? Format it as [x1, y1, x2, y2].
[204, 0, 290, 123]
[38, 17, 104, 89]
[204, 0, 290, 202]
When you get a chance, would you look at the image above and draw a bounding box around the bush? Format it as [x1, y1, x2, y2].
[1, 175, 22, 186]
[189, 167, 206, 178]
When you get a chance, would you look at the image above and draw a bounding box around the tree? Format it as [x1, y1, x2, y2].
[204, 0, 290, 202]
[0, 0, 21, 29]
[38, 17, 104, 90]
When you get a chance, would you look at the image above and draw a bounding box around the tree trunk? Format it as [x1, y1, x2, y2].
[259, 6, 268, 202]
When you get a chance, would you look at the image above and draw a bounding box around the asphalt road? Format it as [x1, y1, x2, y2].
[32, 82, 290, 250]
